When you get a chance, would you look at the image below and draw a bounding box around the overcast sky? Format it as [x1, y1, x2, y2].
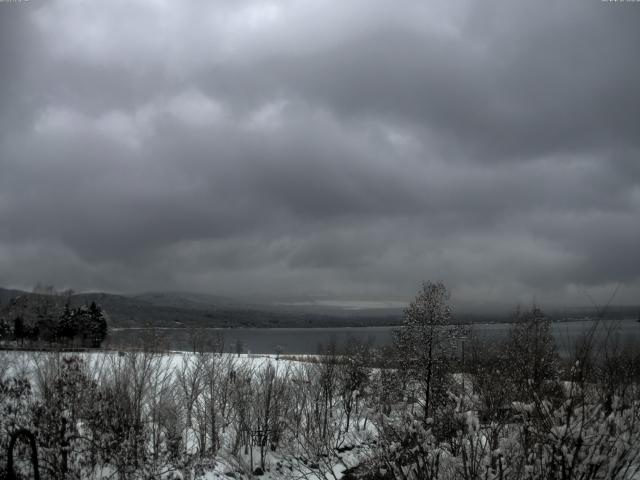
[1, 0, 639, 308]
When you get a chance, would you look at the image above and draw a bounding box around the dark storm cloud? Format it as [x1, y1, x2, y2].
[0, 0, 639, 306]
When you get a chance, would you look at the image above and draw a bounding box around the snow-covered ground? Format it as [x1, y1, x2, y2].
[1, 349, 376, 480]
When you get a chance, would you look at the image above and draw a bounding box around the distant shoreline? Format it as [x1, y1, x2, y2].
[110, 317, 638, 331]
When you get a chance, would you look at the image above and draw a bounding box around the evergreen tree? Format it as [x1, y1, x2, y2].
[58, 303, 80, 342]
[88, 302, 107, 348]
[13, 315, 26, 344]
[0, 318, 11, 341]
[26, 322, 40, 342]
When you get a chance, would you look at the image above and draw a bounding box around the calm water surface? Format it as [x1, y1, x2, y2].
[109, 319, 640, 355]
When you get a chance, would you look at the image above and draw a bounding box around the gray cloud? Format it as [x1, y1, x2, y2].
[0, 0, 639, 307]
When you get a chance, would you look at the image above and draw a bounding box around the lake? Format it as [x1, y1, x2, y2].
[108, 318, 640, 356]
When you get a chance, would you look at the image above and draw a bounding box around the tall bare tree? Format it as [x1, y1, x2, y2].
[393, 281, 460, 424]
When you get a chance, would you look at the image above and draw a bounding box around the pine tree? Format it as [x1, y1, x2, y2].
[13, 315, 26, 344]
[0, 318, 11, 341]
[88, 302, 107, 348]
[58, 303, 80, 342]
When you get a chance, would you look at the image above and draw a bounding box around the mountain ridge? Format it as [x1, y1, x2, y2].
[2, 287, 638, 330]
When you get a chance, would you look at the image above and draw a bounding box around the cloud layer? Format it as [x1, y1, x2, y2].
[1, 0, 639, 307]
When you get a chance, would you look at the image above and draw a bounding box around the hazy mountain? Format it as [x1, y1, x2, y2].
[131, 291, 257, 310]
[2, 287, 637, 331]
[0, 287, 403, 329]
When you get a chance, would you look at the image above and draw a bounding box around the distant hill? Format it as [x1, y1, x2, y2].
[0, 287, 403, 329]
[131, 291, 249, 310]
[2, 287, 637, 331]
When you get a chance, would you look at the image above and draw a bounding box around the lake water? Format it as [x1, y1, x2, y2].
[109, 318, 640, 356]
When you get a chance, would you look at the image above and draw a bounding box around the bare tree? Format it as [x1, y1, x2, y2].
[505, 305, 559, 399]
[393, 281, 461, 424]
[335, 337, 371, 447]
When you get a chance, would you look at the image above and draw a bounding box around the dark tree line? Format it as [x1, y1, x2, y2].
[0, 301, 107, 348]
